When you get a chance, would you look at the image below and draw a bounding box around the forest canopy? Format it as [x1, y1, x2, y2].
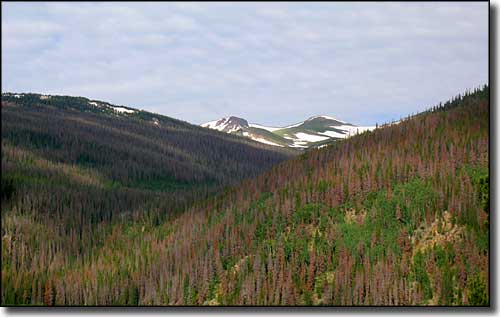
[1, 86, 489, 306]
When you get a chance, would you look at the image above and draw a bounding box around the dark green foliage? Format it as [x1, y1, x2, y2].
[478, 175, 489, 212]
[292, 203, 320, 225]
[129, 285, 139, 306]
[439, 266, 455, 305]
[1, 176, 15, 201]
[302, 290, 313, 306]
[182, 275, 190, 305]
[413, 251, 433, 301]
[467, 273, 488, 306]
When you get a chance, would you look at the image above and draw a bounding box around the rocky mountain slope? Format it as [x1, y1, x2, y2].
[202, 115, 375, 149]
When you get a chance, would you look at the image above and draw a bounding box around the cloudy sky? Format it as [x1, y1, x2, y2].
[2, 2, 488, 126]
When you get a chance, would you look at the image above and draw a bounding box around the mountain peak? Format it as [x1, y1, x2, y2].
[201, 116, 249, 133]
[202, 114, 376, 149]
[226, 116, 248, 126]
[305, 115, 347, 124]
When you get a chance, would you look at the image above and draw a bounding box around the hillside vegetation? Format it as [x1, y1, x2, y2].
[1, 86, 489, 306]
[0, 93, 295, 305]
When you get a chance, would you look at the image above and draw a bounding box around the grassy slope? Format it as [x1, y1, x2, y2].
[272, 118, 351, 148]
[245, 127, 294, 146]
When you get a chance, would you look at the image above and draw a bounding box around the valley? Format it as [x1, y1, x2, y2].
[0, 86, 489, 306]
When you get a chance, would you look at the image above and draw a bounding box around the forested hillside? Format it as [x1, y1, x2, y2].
[0, 93, 295, 306]
[1, 86, 489, 306]
[1, 93, 295, 208]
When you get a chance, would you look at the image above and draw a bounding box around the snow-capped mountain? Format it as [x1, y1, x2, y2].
[201, 116, 251, 133]
[201, 115, 376, 149]
[201, 116, 286, 147]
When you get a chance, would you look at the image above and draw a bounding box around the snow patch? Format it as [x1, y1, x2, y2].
[318, 130, 346, 138]
[250, 136, 284, 147]
[338, 125, 376, 136]
[244, 132, 284, 147]
[289, 142, 308, 148]
[201, 117, 249, 133]
[111, 106, 135, 114]
[202, 117, 230, 131]
[294, 132, 329, 142]
[227, 125, 241, 133]
[319, 125, 375, 139]
[201, 120, 219, 129]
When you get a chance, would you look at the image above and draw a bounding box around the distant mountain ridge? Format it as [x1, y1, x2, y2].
[201, 115, 375, 149]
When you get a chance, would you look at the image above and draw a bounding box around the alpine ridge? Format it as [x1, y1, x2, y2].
[201, 115, 376, 149]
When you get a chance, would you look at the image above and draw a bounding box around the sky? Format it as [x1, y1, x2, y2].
[2, 2, 488, 126]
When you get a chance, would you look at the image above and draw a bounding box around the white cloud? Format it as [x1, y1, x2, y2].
[1, 2, 488, 126]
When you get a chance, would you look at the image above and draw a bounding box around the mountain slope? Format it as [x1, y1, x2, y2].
[201, 115, 375, 149]
[1, 93, 295, 182]
[157, 86, 489, 306]
[201, 116, 292, 147]
[1, 86, 488, 306]
[1, 92, 297, 305]
[1, 93, 296, 213]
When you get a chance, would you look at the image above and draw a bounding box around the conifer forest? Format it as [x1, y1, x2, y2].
[0, 86, 489, 306]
